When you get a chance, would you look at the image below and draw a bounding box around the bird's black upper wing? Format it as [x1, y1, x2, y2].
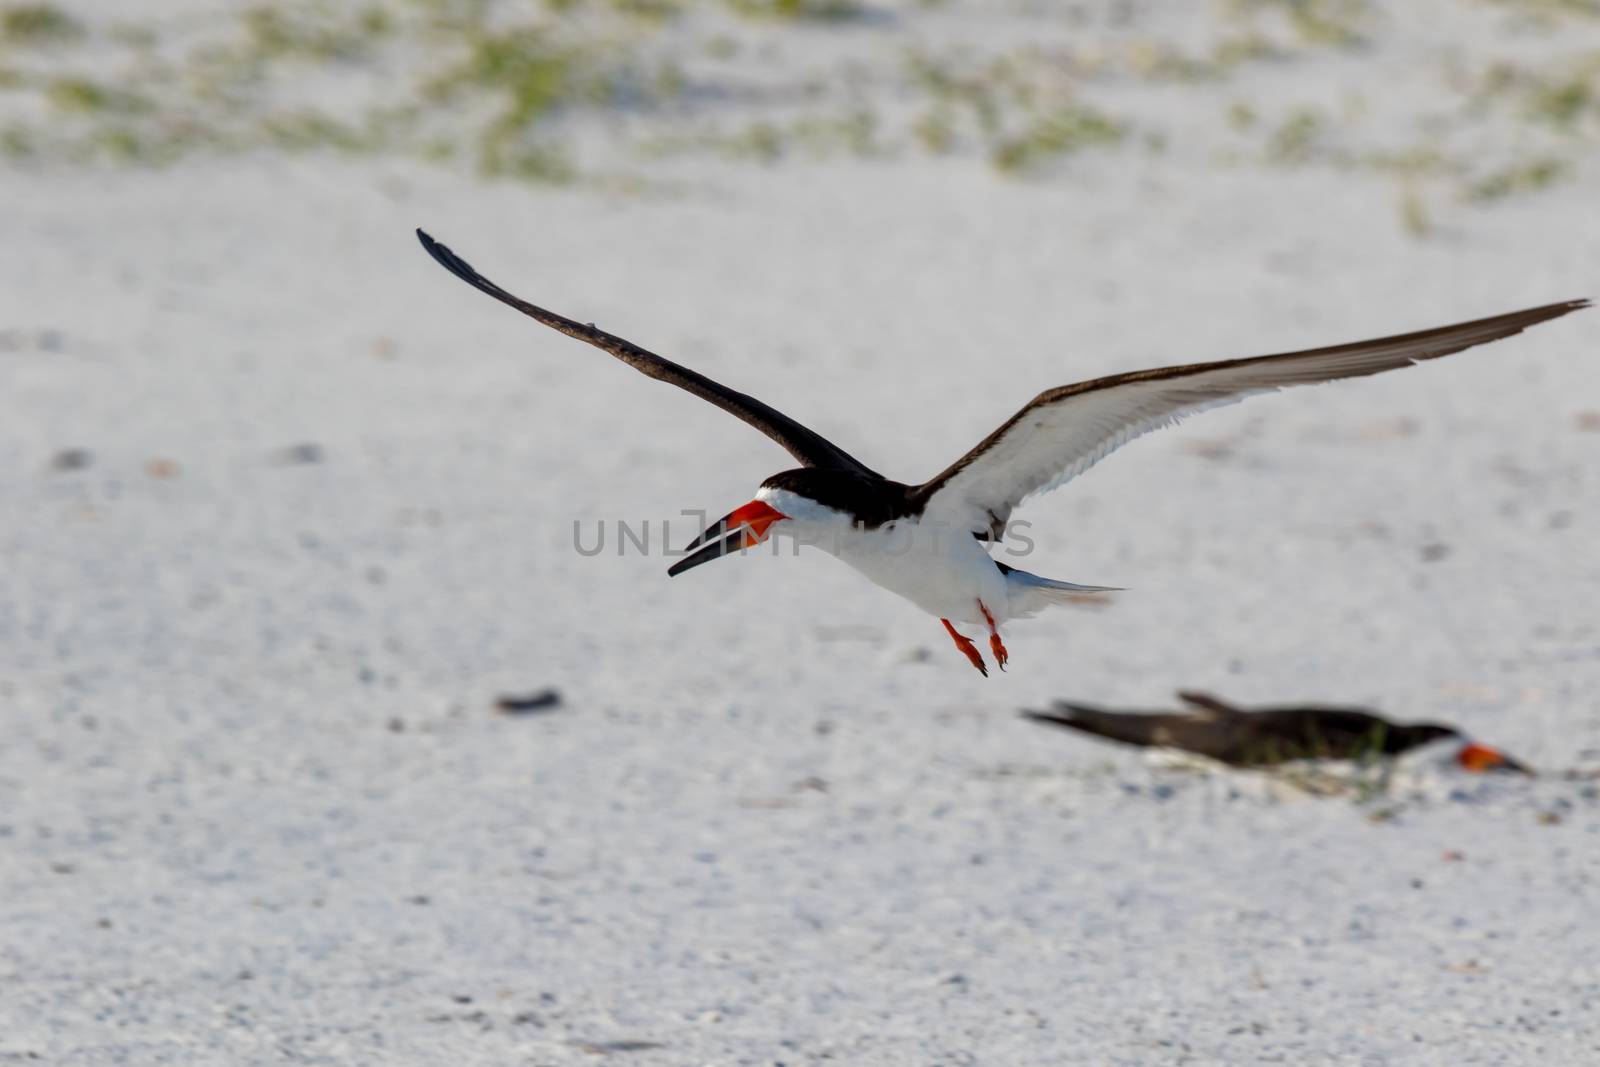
[915, 301, 1588, 537]
[417, 229, 880, 477]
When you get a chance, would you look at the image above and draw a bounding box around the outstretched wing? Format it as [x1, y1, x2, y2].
[417, 229, 880, 477]
[916, 300, 1587, 536]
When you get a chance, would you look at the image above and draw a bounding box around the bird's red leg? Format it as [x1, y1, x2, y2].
[940, 619, 988, 677]
[977, 600, 1008, 671]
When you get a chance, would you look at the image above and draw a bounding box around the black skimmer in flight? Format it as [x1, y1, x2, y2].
[416, 229, 1585, 676]
[1024, 691, 1532, 773]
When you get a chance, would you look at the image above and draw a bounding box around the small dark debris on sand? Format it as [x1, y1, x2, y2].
[273, 442, 325, 465]
[49, 448, 93, 472]
[0, 328, 65, 352]
[574, 1039, 665, 1055]
[145, 458, 181, 480]
[495, 689, 562, 715]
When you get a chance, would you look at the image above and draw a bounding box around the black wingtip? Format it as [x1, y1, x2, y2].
[415, 227, 440, 258]
[1499, 298, 1591, 341]
[1175, 690, 1240, 714]
[1020, 706, 1084, 727]
[1527, 298, 1591, 326]
[415, 227, 482, 287]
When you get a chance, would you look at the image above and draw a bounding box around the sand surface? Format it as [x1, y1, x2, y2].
[4, 3, 1600, 1064]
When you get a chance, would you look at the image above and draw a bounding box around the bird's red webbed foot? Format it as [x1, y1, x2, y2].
[977, 600, 1008, 672]
[940, 618, 988, 677]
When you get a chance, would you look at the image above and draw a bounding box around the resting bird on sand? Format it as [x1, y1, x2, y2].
[1023, 691, 1532, 773]
[417, 229, 1585, 676]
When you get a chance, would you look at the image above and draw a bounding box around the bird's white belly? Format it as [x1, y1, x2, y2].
[827, 519, 1008, 626]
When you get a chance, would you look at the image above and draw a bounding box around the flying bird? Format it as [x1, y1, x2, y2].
[1023, 690, 1532, 773]
[416, 229, 1585, 676]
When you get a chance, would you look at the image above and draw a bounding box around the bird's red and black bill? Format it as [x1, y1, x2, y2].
[668, 501, 786, 577]
[1456, 742, 1534, 775]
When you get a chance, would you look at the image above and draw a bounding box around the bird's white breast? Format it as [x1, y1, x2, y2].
[758, 487, 1007, 625]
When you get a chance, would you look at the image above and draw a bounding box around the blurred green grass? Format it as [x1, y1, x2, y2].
[0, 0, 1597, 230]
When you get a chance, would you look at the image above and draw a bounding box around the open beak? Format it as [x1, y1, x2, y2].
[668, 500, 787, 577]
[1456, 742, 1534, 775]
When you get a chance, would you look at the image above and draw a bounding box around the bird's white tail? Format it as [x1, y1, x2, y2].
[1000, 563, 1122, 618]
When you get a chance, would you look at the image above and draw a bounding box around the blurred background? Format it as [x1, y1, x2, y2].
[3, 0, 1600, 213]
[3, 2, 1599, 1064]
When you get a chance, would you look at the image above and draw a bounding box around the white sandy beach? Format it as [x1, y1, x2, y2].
[3, 2, 1600, 1064]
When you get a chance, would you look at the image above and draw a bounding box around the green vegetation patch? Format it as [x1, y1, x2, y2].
[0, 0, 1594, 228]
[724, 0, 865, 21]
[992, 105, 1125, 173]
[0, 3, 83, 45]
